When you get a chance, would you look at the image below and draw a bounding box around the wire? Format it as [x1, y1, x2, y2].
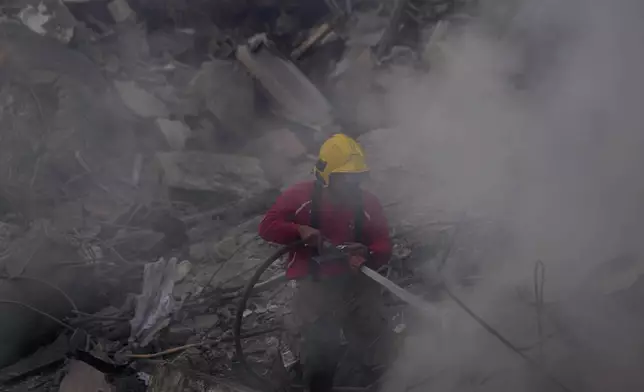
[533, 260, 546, 362]
[0, 275, 78, 312]
[442, 286, 574, 392]
[0, 299, 75, 331]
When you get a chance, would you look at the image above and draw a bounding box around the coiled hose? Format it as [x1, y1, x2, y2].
[233, 240, 304, 391]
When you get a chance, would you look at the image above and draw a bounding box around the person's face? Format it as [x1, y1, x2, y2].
[327, 173, 366, 205]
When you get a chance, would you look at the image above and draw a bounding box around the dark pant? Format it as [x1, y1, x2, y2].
[284, 274, 393, 391]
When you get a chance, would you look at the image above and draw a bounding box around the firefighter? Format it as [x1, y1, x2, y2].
[259, 133, 392, 392]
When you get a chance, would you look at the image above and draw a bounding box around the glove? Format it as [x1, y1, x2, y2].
[349, 255, 366, 272]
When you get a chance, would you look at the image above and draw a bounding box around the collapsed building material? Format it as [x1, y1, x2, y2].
[156, 151, 272, 204]
[130, 257, 192, 347]
[16, 0, 76, 44]
[59, 360, 113, 392]
[188, 60, 255, 135]
[236, 42, 334, 132]
[149, 365, 261, 392]
[156, 118, 192, 150]
[0, 334, 68, 385]
[114, 80, 169, 118]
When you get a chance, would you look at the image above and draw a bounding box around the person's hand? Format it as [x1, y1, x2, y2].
[342, 242, 367, 256]
[349, 255, 366, 272]
[297, 225, 321, 247]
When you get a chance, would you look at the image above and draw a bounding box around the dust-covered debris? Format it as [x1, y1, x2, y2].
[0, 0, 476, 390]
[59, 360, 113, 392]
[155, 118, 192, 150]
[188, 60, 256, 136]
[114, 80, 169, 118]
[156, 151, 272, 203]
[130, 257, 192, 347]
[236, 42, 334, 132]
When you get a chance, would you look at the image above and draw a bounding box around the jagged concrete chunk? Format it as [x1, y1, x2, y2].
[156, 118, 191, 150]
[114, 80, 169, 118]
[188, 60, 255, 134]
[236, 44, 334, 131]
[156, 152, 271, 202]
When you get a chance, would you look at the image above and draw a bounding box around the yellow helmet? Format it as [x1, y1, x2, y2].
[314, 133, 369, 185]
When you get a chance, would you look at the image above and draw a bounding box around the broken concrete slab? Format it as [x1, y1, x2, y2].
[236, 44, 334, 131]
[245, 128, 307, 161]
[17, 0, 76, 44]
[107, 0, 134, 23]
[59, 360, 113, 392]
[156, 118, 192, 150]
[0, 333, 68, 384]
[188, 60, 255, 135]
[150, 365, 261, 392]
[156, 152, 272, 203]
[114, 80, 169, 118]
[243, 128, 308, 185]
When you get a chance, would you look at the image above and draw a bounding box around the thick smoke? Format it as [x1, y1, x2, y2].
[367, 0, 644, 390]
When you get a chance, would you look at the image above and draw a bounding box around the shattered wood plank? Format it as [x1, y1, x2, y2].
[236, 44, 334, 131]
[291, 22, 334, 60]
[373, 0, 412, 60]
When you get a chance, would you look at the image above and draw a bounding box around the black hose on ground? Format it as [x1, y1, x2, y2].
[234, 240, 304, 391]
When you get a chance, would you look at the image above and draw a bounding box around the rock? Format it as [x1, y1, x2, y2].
[108, 229, 165, 258]
[246, 128, 306, 161]
[107, 0, 134, 23]
[156, 152, 271, 204]
[59, 360, 113, 392]
[17, 0, 76, 44]
[149, 365, 261, 392]
[114, 80, 169, 118]
[156, 118, 192, 150]
[0, 334, 68, 384]
[188, 60, 255, 135]
[192, 314, 220, 331]
[147, 29, 195, 58]
[236, 44, 334, 132]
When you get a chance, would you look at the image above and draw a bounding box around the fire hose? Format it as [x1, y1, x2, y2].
[233, 242, 575, 392]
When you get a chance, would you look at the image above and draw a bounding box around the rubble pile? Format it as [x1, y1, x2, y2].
[0, 0, 472, 391]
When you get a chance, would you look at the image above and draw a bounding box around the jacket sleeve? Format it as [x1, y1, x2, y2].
[363, 196, 392, 269]
[258, 185, 304, 245]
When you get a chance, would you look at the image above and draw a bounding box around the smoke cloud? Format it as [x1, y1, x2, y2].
[363, 0, 644, 390]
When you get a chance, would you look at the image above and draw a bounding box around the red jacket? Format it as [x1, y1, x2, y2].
[259, 181, 392, 279]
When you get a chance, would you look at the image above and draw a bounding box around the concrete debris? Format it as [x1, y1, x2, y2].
[130, 257, 191, 347]
[0, 1, 478, 391]
[107, 0, 134, 23]
[59, 360, 113, 392]
[114, 80, 169, 118]
[156, 118, 192, 150]
[245, 128, 307, 161]
[17, 0, 76, 44]
[0, 334, 68, 384]
[156, 151, 271, 203]
[243, 128, 308, 184]
[147, 29, 195, 59]
[188, 60, 255, 135]
[149, 366, 261, 392]
[236, 43, 334, 131]
[192, 314, 220, 331]
[18, 4, 51, 35]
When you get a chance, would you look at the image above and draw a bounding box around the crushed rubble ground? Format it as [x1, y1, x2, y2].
[0, 0, 467, 389]
[1, 0, 641, 391]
